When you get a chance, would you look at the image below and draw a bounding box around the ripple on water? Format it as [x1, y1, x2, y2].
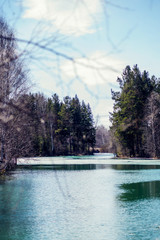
[0, 164, 160, 239]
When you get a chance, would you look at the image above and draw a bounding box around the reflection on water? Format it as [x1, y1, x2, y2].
[112, 164, 160, 170]
[118, 180, 160, 201]
[19, 163, 160, 171]
[20, 164, 97, 171]
[1, 163, 160, 240]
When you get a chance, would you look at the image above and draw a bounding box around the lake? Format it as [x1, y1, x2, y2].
[1, 154, 160, 240]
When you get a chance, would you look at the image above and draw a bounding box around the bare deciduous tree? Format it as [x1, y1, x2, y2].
[0, 17, 29, 168]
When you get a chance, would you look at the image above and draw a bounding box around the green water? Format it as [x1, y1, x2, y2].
[1, 163, 160, 239]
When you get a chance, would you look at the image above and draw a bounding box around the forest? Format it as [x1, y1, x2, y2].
[0, 17, 96, 169]
[16, 92, 96, 157]
[110, 65, 160, 158]
[2, 15, 160, 167]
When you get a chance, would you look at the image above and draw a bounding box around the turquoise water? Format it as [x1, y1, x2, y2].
[1, 160, 160, 239]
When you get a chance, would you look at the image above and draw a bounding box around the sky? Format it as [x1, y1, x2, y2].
[1, 0, 160, 127]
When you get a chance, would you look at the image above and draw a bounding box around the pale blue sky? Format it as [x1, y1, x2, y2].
[1, 0, 160, 127]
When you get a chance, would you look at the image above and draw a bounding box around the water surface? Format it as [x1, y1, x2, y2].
[1, 155, 160, 240]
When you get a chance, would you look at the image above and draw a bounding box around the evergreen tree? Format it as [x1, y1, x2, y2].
[110, 65, 154, 157]
[70, 95, 82, 153]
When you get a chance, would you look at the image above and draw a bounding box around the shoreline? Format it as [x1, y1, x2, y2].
[17, 156, 160, 166]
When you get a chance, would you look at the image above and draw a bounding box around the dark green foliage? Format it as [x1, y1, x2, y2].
[110, 65, 159, 157]
[20, 93, 96, 156]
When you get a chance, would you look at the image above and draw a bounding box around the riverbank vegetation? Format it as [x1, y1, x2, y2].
[18, 93, 96, 156]
[0, 17, 96, 172]
[3, 15, 160, 170]
[0, 17, 29, 170]
[110, 65, 160, 158]
[95, 125, 113, 153]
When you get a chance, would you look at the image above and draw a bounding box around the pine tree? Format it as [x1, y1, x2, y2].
[110, 65, 154, 157]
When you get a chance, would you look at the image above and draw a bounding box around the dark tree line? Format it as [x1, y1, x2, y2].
[18, 93, 96, 156]
[110, 65, 160, 158]
[0, 17, 96, 171]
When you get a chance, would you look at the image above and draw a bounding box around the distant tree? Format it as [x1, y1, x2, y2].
[96, 125, 109, 147]
[22, 93, 96, 156]
[143, 90, 160, 158]
[82, 103, 96, 153]
[95, 125, 111, 152]
[110, 65, 154, 157]
[56, 98, 71, 154]
[69, 95, 82, 153]
[46, 97, 55, 155]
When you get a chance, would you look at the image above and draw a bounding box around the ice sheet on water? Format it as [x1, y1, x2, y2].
[17, 153, 160, 166]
